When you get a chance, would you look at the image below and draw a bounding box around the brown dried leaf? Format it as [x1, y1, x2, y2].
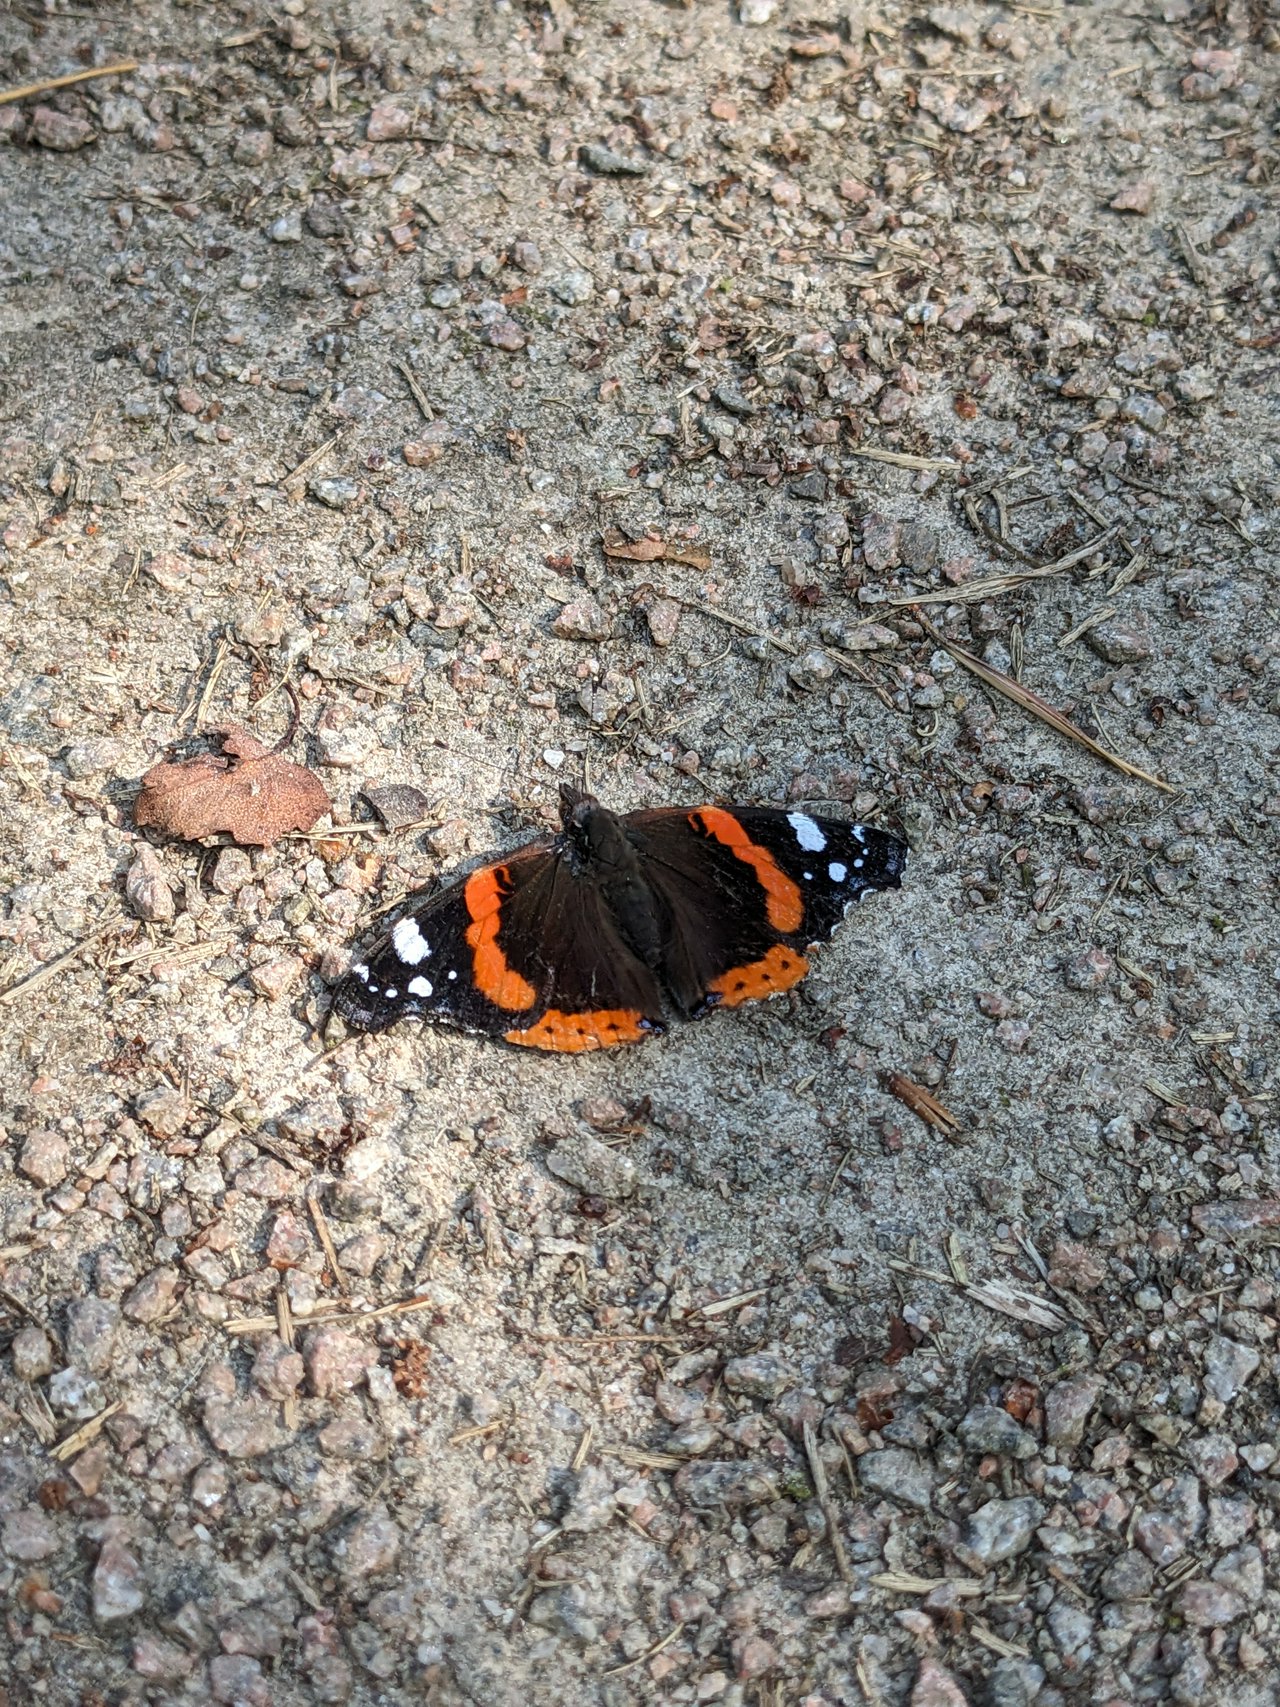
[601, 530, 712, 571]
[601, 529, 666, 563]
[885, 1312, 919, 1367]
[134, 725, 330, 847]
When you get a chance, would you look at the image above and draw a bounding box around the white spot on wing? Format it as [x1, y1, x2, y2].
[804, 871, 813, 881]
[447, 969, 457, 980]
[408, 975, 433, 998]
[385, 987, 398, 1000]
[828, 861, 847, 882]
[853, 825, 866, 844]
[788, 811, 826, 852]
[854, 857, 864, 869]
[352, 962, 369, 983]
[392, 917, 431, 965]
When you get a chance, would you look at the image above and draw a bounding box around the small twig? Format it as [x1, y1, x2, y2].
[571, 1425, 594, 1472]
[395, 359, 434, 421]
[272, 678, 304, 754]
[277, 1283, 299, 1432]
[280, 431, 347, 486]
[0, 61, 138, 106]
[0, 912, 120, 1006]
[912, 608, 1174, 793]
[846, 446, 959, 472]
[50, 1401, 124, 1463]
[803, 1420, 853, 1584]
[306, 1185, 348, 1295]
[885, 1072, 962, 1137]
[223, 1292, 438, 1335]
[601, 1622, 685, 1679]
[449, 1419, 504, 1447]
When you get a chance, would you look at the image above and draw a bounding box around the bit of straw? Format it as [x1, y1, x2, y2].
[601, 1622, 685, 1678]
[847, 446, 959, 471]
[306, 1184, 348, 1294]
[50, 1401, 124, 1462]
[912, 609, 1173, 793]
[0, 61, 138, 105]
[885, 1072, 962, 1136]
[0, 912, 121, 1006]
[803, 1420, 854, 1584]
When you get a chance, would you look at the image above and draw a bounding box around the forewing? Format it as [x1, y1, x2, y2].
[623, 806, 813, 1012]
[333, 842, 666, 1051]
[726, 808, 908, 942]
[332, 843, 553, 1037]
[624, 805, 905, 1013]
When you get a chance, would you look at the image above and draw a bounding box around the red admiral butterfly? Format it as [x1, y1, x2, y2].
[332, 788, 906, 1053]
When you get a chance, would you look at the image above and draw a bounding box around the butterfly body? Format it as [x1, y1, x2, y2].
[333, 788, 907, 1052]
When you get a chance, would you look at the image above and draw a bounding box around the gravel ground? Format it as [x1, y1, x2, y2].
[0, 2, 1277, 1704]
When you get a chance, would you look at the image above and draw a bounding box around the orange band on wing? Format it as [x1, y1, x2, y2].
[693, 807, 804, 933]
[505, 1009, 652, 1053]
[707, 944, 810, 1008]
[464, 866, 538, 1012]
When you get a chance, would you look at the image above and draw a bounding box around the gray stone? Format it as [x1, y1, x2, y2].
[125, 844, 175, 923]
[527, 1582, 601, 1642]
[674, 1460, 780, 1508]
[1062, 950, 1112, 994]
[333, 1504, 401, 1579]
[580, 143, 648, 176]
[65, 1297, 120, 1376]
[552, 598, 611, 642]
[1085, 619, 1152, 665]
[1100, 1548, 1154, 1602]
[1211, 1543, 1264, 1604]
[1044, 1375, 1102, 1449]
[10, 1326, 54, 1382]
[909, 1656, 969, 1707]
[250, 1337, 305, 1400]
[562, 1465, 617, 1533]
[17, 1130, 69, 1188]
[1203, 1336, 1260, 1404]
[858, 1448, 936, 1513]
[955, 1496, 1043, 1568]
[788, 646, 837, 691]
[131, 1634, 196, 1680]
[93, 1540, 145, 1621]
[1046, 1598, 1095, 1657]
[63, 737, 124, 778]
[309, 477, 359, 510]
[723, 1354, 798, 1401]
[1173, 366, 1216, 403]
[549, 270, 594, 306]
[545, 1134, 636, 1199]
[47, 1366, 105, 1420]
[957, 1405, 1037, 1459]
[135, 1085, 189, 1139]
[210, 1654, 269, 1706]
[2, 1505, 59, 1561]
[303, 1325, 378, 1396]
[1177, 1579, 1245, 1627]
[202, 1398, 284, 1459]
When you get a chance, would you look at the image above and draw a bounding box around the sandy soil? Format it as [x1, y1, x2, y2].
[0, 2, 1277, 1704]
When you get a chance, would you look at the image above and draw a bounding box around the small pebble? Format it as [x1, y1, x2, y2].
[955, 1496, 1044, 1568]
[93, 1540, 146, 1621]
[545, 1134, 636, 1199]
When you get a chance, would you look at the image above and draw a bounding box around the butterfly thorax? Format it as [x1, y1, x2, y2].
[559, 800, 665, 970]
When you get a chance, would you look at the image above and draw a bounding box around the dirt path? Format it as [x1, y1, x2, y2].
[0, 3, 1277, 1704]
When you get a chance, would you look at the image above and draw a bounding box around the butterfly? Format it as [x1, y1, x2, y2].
[332, 787, 907, 1052]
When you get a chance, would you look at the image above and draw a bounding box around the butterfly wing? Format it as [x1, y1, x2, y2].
[624, 805, 906, 1013]
[333, 841, 666, 1052]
